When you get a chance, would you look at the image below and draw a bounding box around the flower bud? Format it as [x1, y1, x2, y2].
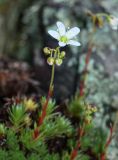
[47, 57, 54, 65]
[60, 51, 66, 58]
[56, 58, 62, 66]
[43, 47, 51, 55]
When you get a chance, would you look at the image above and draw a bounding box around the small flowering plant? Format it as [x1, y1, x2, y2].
[36, 22, 81, 139]
[0, 19, 116, 160]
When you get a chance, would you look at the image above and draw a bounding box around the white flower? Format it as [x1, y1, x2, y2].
[48, 21, 81, 47]
[109, 16, 118, 30]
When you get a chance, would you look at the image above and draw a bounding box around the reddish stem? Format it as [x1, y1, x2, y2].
[71, 44, 93, 160]
[33, 128, 40, 139]
[70, 147, 79, 160]
[38, 89, 52, 126]
[100, 125, 113, 160]
[79, 44, 93, 97]
[100, 153, 106, 160]
[70, 126, 84, 160]
[105, 126, 113, 148]
[33, 88, 53, 139]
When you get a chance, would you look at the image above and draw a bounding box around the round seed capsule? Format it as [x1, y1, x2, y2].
[47, 57, 54, 65]
[56, 58, 62, 66]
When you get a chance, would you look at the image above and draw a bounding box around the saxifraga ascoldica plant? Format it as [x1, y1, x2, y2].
[33, 21, 81, 137]
[0, 17, 117, 160]
[30, 18, 117, 159]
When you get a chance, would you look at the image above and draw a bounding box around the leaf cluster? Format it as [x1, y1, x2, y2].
[0, 96, 109, 160]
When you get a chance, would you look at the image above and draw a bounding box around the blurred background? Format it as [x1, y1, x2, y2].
[0, 0, 118, 159]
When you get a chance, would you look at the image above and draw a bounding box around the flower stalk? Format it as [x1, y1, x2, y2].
[33, 21, 81, 140]
[78, 15, 97, 98]
[38, 63, 55, 126]
[71, 21, 96, 160]
[33, 63, 55, 139]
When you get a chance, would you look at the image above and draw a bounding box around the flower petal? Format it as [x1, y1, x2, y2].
[67, 40, 81, 46]
[58, 41, 66, 47]
[57, 21, 66, 36]
[48, 30, 60, 40]
[66, 27, 80, 39]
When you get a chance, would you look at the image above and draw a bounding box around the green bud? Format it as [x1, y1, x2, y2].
[56, 58, 62, 66]
[60, 51, 66, 58]
[43, 47, 50, 55]
[47, 57, 54, 65]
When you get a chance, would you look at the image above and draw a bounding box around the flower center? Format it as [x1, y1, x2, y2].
[60, 36, 68, 43]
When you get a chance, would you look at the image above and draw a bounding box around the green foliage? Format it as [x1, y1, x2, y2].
[19, 129, 36, 150]
[27, 153, 40, 160]
[7, 151, 26, 160]
[40, 97, 57, 116]
[6, 129, 19, 150]
[0, 149, 8, 160]
[77, 154, 90, 160]
[9, 104, 26, 130]
[0, 98, 73, 159]
[40, 115, 72, 139]
[88, 128, 107, 154]
[0, 96, 108, 160]
[69, 97, 97, 125]
[0, 149, 26, 160]
[69, 97, 86, 119]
